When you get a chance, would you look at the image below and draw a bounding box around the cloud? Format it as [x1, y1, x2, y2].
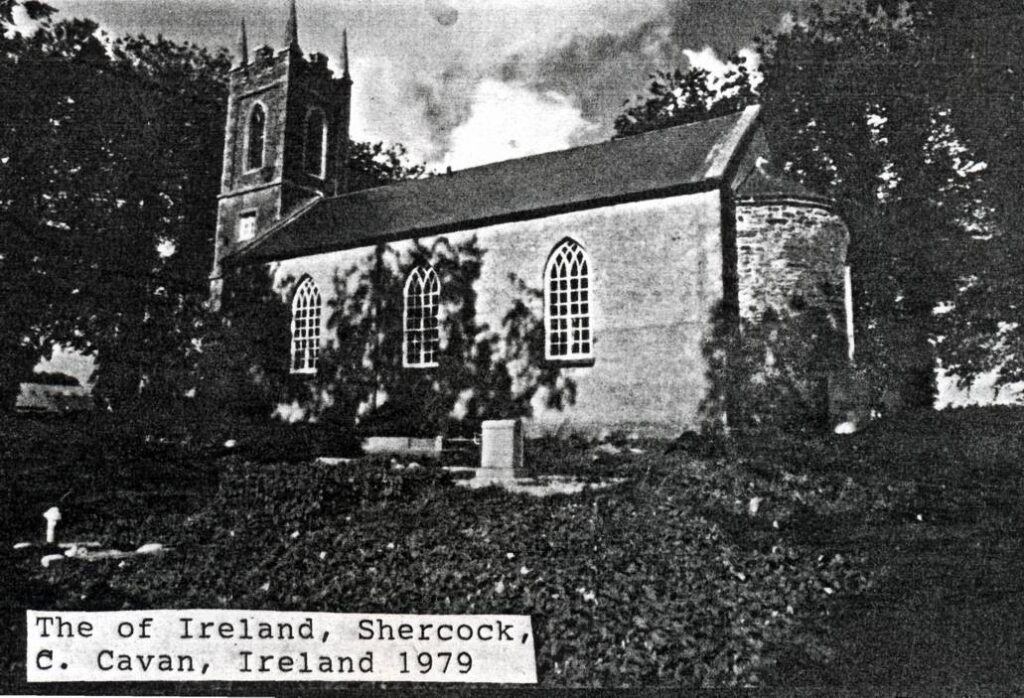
[350, 56, 482, 164]
[494, 0, 840, 135]
[437, 79, 602, 171]
[683, 44, 763, 88]
[356, 0, 844, 167]
[500, 20, 673, 125]
[425, 0, 459, 27]
[664, 0, 797, 57]
[62, 0, 855, 170]
[410, 62, 479, 159]
[682, 45, 733, 76]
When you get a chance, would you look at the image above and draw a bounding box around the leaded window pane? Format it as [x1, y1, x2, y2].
[404, 266, 441, 368]
[545, 240, 593, 360]
[290, 277, 321, 374]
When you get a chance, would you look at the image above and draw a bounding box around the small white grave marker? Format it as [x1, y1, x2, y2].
[43, 506, 61, 544]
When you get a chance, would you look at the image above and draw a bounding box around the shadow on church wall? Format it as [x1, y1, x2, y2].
[201, 238, 576, 439]
[701, 294, 846, 433]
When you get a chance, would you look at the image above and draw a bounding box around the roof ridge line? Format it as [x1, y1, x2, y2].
[330, 107, 758, 201]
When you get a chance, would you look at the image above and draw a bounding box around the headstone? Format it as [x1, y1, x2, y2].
[480, 419, 523, 472]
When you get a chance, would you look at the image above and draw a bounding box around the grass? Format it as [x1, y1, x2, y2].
[3, 407, 1024, 689]
[758, 408, 1024, 691]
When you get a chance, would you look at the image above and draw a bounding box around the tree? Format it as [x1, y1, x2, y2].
[0, 0, 53, 25]
[0, 3, 427, 413]
[614, 60, 757, 138]
[897, 0, 1024, 390]
[87, 33, 232, 408]
[0, 13, 233, 410]
[346, 140, 428, 190]
[759, 3, 1004, 406]
[616, 2, 998, 408]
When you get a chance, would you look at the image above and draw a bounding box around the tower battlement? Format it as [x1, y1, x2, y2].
[210, 1, 352, 305]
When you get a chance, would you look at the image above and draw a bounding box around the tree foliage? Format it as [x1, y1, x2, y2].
[208, 239, 574, 436]
[702, 302, 846, 432]
[902, 0, 1024, 389]
[0, 9, 232, 410]
[346, 140, 428, 190]
[614, 61, 757, 138]
[0, 4, 429, 412]
[0, 0, 53, 24]
[315, 238, 573, 435]
[617, 1, 1020, 405]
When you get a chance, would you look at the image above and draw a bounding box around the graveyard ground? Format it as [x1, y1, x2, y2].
[2, 407, 1024, 689]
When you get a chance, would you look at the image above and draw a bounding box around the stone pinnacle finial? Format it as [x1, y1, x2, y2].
[236, 19, 249, 67]
[341, 28, 350, 79]
[284, 0, 299, 51]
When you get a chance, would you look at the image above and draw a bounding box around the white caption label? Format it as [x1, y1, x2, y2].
[26, 610, 537, 683]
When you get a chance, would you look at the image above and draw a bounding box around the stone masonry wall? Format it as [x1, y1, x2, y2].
[213, 48, 351, 297]
[270, 190, 725, 437]
[734, 200, 851, 426]
[736, 201, 848, 325]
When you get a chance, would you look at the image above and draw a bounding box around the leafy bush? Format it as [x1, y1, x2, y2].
[701, 303, 845, 432]
[0, 413, 221, 544]
[9, 408, 1024, 689]
[1, 447, 886, 689]
[0, 410, 367, 546]
[211, 457, 452, 530]
[221, 421, 363, 463]
[22, 410, 990, 689]
[522, 434, 651, 481]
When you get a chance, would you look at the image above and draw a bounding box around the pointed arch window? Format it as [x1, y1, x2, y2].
[545, 239, 593, 361]
[304, 107, 327, 178]
[246, 103, 266, 171]
[404, 266, 441, 368]
[290, 277, 321, 374]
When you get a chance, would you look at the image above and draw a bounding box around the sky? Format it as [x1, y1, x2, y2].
[46, 0, 848, 170]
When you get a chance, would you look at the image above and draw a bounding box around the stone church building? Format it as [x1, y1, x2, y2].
[210, 3, 852, 437]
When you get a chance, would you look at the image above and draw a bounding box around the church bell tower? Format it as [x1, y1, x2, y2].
[210, 0, 352, 305]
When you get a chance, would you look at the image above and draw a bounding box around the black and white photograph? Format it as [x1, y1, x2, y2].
[2, 0, 1024, 692]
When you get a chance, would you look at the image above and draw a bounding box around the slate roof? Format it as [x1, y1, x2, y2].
[735, 163, 833, 206]
[229, 105, 780, 264]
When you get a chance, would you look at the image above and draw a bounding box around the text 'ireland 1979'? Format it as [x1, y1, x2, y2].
[26, 610, 537, 683]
